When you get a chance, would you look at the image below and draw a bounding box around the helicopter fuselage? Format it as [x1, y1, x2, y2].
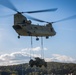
[13, 23, 56, 37]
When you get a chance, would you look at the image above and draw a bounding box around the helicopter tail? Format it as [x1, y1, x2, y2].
[14, 13, 27, 25]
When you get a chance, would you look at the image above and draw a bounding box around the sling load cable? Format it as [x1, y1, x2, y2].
[41, 37, 44, 59]
[30, 36, 34, 59]
[30, 36, 32, 59]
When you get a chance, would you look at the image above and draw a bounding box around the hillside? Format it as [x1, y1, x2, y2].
[0, 62, 76, 75]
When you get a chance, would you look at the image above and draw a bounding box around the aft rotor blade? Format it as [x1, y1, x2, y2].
[22, 8, 58, 13]
[0, 0, 18, 12]
[53, 15, 76, 23]
[25, 14, 49, 23]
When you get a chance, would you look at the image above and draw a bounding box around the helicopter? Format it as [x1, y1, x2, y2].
[0, 0, 76, 41]
[13, 12, 56, 40]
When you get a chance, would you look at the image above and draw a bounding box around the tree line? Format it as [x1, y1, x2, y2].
[0, 62, 76, 75]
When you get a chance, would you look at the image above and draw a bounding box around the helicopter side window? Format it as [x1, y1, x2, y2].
[34, 27, 38, 29]
[26, 20, 31, 24]
[28, 20, 32, 24]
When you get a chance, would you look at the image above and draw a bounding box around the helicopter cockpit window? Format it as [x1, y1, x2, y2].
[51, 28, 53, 32]
[13, 25, 22, 30]
[23, 20, 25, 23]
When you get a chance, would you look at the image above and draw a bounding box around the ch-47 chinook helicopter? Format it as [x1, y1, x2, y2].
[13, 12, 56, 40]
[0, 0, 76, 41]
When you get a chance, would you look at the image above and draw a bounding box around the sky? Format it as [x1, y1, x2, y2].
[0, 0, 76, 66]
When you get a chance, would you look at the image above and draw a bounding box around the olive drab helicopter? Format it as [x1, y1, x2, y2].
[0, 0, 76, 41]
[13, 12, 56, 40]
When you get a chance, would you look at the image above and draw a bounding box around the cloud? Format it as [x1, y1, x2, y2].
[0, 51, 29, 66]
[53, 54, 76, 63]
[0, 47, 42, 66]
[0, 48, 76, 66]
[45, 54, 76, 63]
[21, 46, 47, 51]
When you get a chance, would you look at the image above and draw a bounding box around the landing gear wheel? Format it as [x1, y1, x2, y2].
[18, 35, 20, 39]
[46, 36, 49, 39]
[36, 37, 39, 41]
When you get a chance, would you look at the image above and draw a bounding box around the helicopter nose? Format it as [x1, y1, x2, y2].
[54, 31, 56, 35]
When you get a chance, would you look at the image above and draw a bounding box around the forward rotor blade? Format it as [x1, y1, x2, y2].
[0, 0, 18, 12]
[53, 15, 76, 23]
[0, 14, 14, 17]
[22, 8, 58, 13]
